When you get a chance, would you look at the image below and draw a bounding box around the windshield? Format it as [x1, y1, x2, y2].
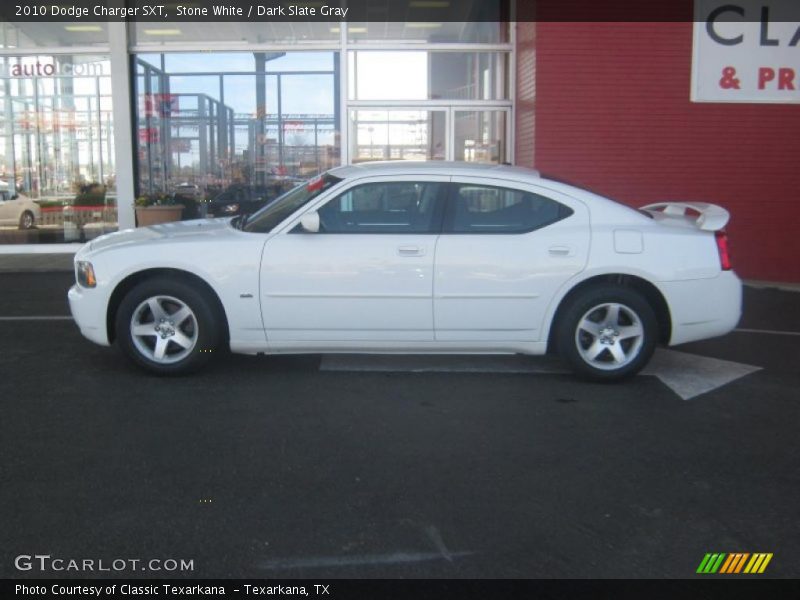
[241, 173, 342, 233]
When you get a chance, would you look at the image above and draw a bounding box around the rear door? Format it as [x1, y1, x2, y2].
[434, 177, 590, 342]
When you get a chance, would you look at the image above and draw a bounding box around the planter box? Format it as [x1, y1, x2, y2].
[135, 205, 184, 227]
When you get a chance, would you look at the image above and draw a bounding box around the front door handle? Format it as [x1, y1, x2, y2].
[548, 245, 572, 256]
[397, 245, 425, 257]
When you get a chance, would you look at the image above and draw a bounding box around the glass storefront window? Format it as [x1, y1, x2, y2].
[349, 51, 508, 101]
[350, 110, 446, 163]
[0, 55, 115, 243]
[0, 18, 512, 244]
[134, 52, 339, 219]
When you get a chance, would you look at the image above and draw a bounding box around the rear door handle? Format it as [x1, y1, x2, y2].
[397, 245, 425, 257]
[548, 245, 572, 256]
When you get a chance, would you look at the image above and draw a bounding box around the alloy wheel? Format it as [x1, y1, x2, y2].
[129, 295, 199, 364]
[574, 302, 645, 370]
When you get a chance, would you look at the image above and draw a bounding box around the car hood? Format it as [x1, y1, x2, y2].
[83, 218, 236, 255]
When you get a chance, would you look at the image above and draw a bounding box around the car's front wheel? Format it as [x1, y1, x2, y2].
[19, 211, 34, 230]
[115, 277, 222, 375]
[556, 285, 658, 381]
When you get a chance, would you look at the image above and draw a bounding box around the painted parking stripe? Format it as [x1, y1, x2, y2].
[0, 317, 765, 400]
[322, 349, 762, 401]
[734, 328, 800, 337]
[0, 316, 73, 321]
[640, 349, 761, 400]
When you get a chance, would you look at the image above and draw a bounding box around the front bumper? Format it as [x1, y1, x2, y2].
[68, 284, 111, 346]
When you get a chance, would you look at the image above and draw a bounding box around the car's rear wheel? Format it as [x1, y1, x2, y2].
[556, 285, 657, 381]
[19, 211, 34, 230]
[115, 277, 222, 375]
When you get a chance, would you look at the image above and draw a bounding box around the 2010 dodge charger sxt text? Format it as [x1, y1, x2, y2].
[68, 162, 742, 381]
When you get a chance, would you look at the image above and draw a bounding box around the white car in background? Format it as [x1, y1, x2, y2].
[0, 184, 40, 229]
[68, 162, 741, 381]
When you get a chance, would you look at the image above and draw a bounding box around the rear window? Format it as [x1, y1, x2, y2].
[447, 184, 573, 234]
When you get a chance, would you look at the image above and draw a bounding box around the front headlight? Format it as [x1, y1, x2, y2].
[221, 203, 240, 213]
[76, 261, 96, 288]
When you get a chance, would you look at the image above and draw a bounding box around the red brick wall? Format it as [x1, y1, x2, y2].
[517, 21, 800, 282]
[514, 21, 536, 168]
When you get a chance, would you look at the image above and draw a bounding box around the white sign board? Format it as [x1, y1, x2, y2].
[692, 0, 800, 103]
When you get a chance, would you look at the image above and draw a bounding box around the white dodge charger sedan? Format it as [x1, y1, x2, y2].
[68, 162, 741, 380]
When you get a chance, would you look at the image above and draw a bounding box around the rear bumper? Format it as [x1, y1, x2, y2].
[68, 284, 111, 346]
[657, 271, 742, 346]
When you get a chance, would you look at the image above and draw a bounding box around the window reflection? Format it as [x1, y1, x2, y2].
[134, 52, 339, 217]
[0, 55, 115, 243]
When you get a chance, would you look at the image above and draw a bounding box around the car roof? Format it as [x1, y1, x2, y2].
[325, 161, 647, 222]
[328, 161, 541, 182]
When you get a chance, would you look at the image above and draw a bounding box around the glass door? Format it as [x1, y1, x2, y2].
[452, 108, 510, 164]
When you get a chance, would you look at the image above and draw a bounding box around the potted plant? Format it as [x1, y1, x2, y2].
[135, 192, 184, 227]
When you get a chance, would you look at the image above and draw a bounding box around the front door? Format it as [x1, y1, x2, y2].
[260, 176, 448, 343]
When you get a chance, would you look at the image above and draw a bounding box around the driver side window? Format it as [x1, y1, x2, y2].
[317, 181, 445, 234]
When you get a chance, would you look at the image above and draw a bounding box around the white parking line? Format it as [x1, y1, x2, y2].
[641, 349, 761, 400]
[322, 349, 762, 401]
[0, 318, 769, 400]
[734, 328, 800, 337]
[0, 316, 73, 321]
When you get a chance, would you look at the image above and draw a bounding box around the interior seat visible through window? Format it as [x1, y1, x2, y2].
[449, 184, 572, 234]
[318, 181, 445, 234]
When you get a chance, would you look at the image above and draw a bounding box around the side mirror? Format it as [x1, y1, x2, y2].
[299, 211, 320, 233]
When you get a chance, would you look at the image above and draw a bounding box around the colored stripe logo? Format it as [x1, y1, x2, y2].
[697, 553, 773, 574]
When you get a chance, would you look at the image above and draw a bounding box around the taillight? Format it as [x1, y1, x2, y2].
[715, 230, 732, 271]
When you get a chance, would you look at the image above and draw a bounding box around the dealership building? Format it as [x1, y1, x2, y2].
[1, 1, 798, 281]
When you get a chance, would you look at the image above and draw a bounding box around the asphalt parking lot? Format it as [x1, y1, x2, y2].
[1, 271, 798, 578]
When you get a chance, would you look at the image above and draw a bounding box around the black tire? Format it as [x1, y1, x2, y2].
[115, 276, 222, 375]
[556, 285, 658, 381]
[19, 211, 34, 230]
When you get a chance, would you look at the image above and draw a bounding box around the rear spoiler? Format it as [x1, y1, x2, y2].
[639, 202, 730, 232]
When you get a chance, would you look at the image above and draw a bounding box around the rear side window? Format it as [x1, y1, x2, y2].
[317, 181, 446, 234]
[446, 184, 573, 234]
